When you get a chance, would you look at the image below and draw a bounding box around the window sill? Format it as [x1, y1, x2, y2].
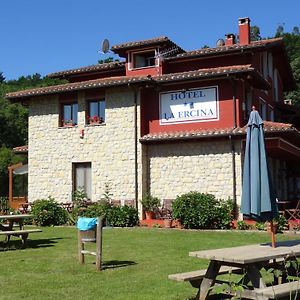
[58, 125, 78, 129]
[85, 123, 106, 127]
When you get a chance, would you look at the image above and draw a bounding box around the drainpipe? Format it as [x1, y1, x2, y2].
[134, 89, 138, 210]
[230, 78, 238, 218]
[127, 83, 139, 210]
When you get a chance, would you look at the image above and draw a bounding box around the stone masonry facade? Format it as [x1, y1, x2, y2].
[28, 87, 243, 208]
[146, 140, 242, 204]
[28, 87, 143, 203]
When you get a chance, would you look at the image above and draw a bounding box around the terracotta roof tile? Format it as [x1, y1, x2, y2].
[13, 145, 28, 153]
[47, 61, 125, 78]
[6, 65, 267, 100]
[140, 121, 297, 143]
[111, 36, 185, 56]
[167, 38, 283, 60]
[6, 75, 150, 100]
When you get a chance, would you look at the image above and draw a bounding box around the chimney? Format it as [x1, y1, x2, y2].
[225, 34, 236, 46]
[239, 17, 251, 45]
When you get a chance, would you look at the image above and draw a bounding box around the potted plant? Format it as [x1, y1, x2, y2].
[87, 115, 103, 125]
[140, 193, 161, 220]
[62, 119, 73, 127]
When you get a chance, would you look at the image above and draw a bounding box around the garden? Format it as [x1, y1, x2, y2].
[0, 191, 299, 299]
[1, 226, 299, 300]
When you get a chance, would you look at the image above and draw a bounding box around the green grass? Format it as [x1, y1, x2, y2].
[0, 227, 298, 300]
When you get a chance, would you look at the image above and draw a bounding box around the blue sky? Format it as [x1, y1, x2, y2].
[1, 0, 299, 80]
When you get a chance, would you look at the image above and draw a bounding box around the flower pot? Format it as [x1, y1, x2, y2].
[145, 211, 155, 220]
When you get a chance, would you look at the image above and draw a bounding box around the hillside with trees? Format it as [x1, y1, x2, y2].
[0, 74, 65, 196]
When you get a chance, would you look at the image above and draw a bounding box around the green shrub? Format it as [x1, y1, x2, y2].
[107, 205, 139, 227]
[255, 222, 266, 231]
[31, 197, 69, 226]
[214, 198, 234, 229]
[140, 193, 161, 211]
[275, 215, 288, 232]
[81, 200, 112, 218]
[236, 220, 251, 230]
[171, 191, 233, 229]
[72, 187, 89, 208]
[69, 200, 112, 225]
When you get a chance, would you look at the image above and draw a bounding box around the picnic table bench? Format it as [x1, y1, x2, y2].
[0, 214, 42, 247]
[169, 266, 242, 288]
[169, 240, 300, 300]
[0, 229, 42, 246]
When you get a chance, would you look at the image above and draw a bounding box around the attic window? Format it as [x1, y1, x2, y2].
[132, 50, 156, 69]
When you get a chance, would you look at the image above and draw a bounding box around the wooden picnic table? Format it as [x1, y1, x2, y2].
[0, 214, 41, 247]
[188, 240, 300, 300]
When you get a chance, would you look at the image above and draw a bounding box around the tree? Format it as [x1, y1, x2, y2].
[250, 26, 262, 41]
[280, 32, 300, 106]
[0, 72, 5, 83]
[98, 57, 119, 64]
[0, 74, 66, 196]
[292, 26, 300, 36]
[276, 24, 285, 37]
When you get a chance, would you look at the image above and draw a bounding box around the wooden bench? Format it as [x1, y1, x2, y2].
[0, 229, 42, 246]
[254, 280, 300, 299]
[168, 266, 241, 288]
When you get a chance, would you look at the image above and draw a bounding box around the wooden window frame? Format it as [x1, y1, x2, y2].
[60, 101, 78, 127]
[86, 98, 105, 125]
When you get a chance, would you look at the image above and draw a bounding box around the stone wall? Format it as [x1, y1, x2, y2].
[146, 140, 242, 204]
[28, 88, 142, 203]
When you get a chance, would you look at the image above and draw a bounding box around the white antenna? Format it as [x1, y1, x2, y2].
[98, 39, 110, 54]
[155, 46, 181, 59]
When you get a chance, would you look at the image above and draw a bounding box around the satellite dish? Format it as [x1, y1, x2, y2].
[216, 39, 225, 47]
[101, 39, 110, 53]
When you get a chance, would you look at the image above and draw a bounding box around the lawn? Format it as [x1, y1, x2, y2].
[0, 227, 298, 300]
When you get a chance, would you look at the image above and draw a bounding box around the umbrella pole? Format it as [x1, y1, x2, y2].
[270, 220, 276, 248]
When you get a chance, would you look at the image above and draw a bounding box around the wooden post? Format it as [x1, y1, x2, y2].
[8, 166, 13, 209]
[96, 216, 103, 271]
[270, 220, 276, 248]
[78, 230, 84, 264]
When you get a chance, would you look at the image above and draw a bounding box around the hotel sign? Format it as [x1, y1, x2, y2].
[159, 86, 219, 125]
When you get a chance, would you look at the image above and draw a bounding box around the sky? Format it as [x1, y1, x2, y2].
[1, 0, 299, 80]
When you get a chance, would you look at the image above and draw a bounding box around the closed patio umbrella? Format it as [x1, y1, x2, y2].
[241, 107, 278, 247]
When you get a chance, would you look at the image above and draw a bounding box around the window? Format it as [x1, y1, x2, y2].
[260, 52, 268, 79]
[61, 102, 78, 127]
[87, 99, 105, 125]
[132, 50, 156, 69]
[73, 162, 91, 200]
[245, 89, 253, 118]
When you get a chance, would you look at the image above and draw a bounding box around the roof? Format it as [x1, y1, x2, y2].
[167, 38, 284, 61]
[140, 121, 298, 143]
[7, 65, 269, 101]
[6, 75, 150, 100]
[13, 145, 28, 153]
[48, 61, 126, 79]
[153, 64, 270, 89]
[111, 36, 185, 57]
